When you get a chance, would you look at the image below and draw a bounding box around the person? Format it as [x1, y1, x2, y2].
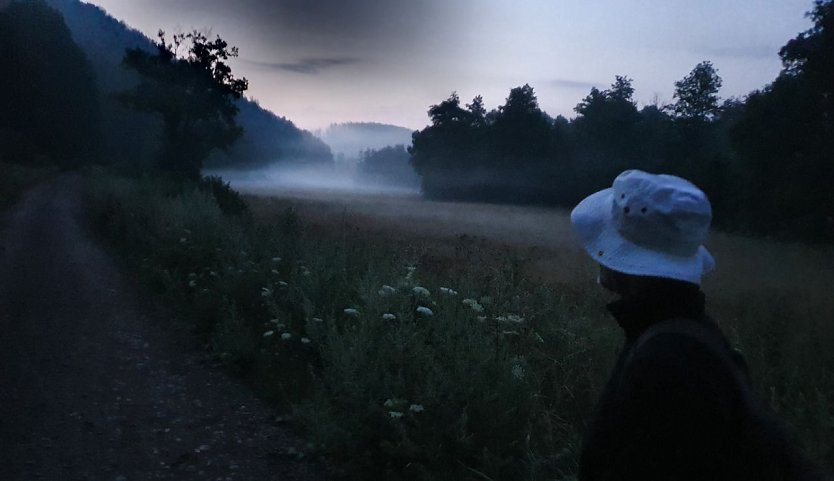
[570, 170, 825, 481]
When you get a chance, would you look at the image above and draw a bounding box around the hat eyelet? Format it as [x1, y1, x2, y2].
[623, 206, 630, 215]
[641, 207, 648, 214]
[597, 250, 604, 257]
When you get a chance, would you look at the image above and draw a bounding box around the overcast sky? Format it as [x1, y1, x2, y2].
[84, 0, 814, 131]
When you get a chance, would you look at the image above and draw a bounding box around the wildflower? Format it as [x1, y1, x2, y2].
[312, 317, 324, 323]
[271, 269, 279, 275]
[412, 286, 430, 297]
[462, 298, 484, 312]
[209, 271, 218, 278]
[409, 404, 424, 413]
[263, 330, 275, 338]
[405, 266, 416, 279]
[188, 280, 196, 287]
[179, 237, 187, 244]
[278, 281, 289, 288]
[271, 256, 282, 262]
[382, 313, 396, 321]
[343, 308, 360, 317]
[188, 272, 197, 278]
[477, 316, 487, 322]
[496, 314, 525, 323]
[388, 411, 404, 419]
[378, 285, 396, 296]
[383, 398, 406, 408]
[416, 306, 433, 317]
[260, 287, 272, 297]
[301, 337, 311, 344]
[281, 332, 292, 341]
[439, 287, 458, 297]
[511, 364, 525, 380]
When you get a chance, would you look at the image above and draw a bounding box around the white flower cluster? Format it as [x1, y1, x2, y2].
[462, 298, 484, 312]
[383, 398, 425, 419]
[343, 308, 360, 317]
[439, 287, 458, 297]
[382, 313, 397, 321]
[416, 306, 433, 317]
[496, 314, 524, 323]
[378, 285, 396, 296]
[412, 286, 430, 297]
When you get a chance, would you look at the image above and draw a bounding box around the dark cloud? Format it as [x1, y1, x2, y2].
[141, 0, 447, 52]
[546, 78, 602, 90]
[245, 57, 360, 74]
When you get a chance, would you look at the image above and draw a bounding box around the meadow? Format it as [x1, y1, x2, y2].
[84, 172, 834, 480]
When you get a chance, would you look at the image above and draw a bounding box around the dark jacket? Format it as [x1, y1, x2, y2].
[578, 283, 825, 481]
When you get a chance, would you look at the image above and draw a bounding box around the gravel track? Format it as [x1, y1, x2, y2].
[0, 175, 325, 481]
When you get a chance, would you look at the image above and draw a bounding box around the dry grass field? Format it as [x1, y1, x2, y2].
[87, 172, 834, 478]
[245, 186, 834, 468]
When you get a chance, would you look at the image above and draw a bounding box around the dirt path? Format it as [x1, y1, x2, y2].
[0, 175, 324, 481]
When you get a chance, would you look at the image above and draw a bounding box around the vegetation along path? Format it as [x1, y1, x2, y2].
[0, 175, 324, 481]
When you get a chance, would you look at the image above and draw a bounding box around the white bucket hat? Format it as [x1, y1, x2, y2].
[570, 169, 715, 285]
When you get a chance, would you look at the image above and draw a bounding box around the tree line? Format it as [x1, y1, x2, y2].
[411, 0, 834, 241]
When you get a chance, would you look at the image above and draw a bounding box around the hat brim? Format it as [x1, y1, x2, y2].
[570, 188, 714, 285]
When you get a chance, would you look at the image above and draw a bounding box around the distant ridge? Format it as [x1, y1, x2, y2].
[316, 122, 413, 161]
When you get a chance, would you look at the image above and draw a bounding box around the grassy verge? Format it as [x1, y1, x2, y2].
[84, 171, 833, 480]
[0, 161, 57, 208]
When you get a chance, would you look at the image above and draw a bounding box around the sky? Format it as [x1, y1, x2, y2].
[84, 0, 815, 132]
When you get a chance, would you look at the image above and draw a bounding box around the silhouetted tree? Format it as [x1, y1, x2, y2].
[780, 0, 834, 99]
[732, 0, 834, 239]
[120, 30, 248, 179]
[492, 84, 551, 160]
[670, 61, 723, 122]
[466, 95, 487, 128]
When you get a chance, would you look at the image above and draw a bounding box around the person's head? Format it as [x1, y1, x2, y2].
[570, 170, 714, 297]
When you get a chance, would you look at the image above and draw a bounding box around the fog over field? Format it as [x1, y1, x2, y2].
[210, 167, 570, 245]
[215, 169, 834, 307]
[206, 164, 421, 198]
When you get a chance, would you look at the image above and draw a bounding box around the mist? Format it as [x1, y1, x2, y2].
[205, 162, 421, 198]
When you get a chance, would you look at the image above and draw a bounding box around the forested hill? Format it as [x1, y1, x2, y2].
[43, 0, 332, 170]
[317, 122, 413, 161]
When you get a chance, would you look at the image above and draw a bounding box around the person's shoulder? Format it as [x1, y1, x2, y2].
[628, 319, 740, 383]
